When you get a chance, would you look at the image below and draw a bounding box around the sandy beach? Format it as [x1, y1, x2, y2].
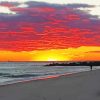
[0, 70, 100, 100]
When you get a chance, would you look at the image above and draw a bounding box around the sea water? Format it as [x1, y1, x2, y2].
[0, 62, 100, 85]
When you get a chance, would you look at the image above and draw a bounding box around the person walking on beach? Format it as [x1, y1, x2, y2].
[90, 65, 93, 71]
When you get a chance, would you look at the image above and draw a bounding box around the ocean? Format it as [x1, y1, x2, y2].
[0, 62, 100, 85]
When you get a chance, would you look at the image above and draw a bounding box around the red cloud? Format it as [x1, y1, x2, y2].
[0, 2, 15, 7]
[0, 3, 100, 51]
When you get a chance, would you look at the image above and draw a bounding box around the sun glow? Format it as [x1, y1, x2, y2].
[32, 50, 70, 61]
[41, 56, 68, 61]
[47, 58, 59, 61]
[33, 54, 70, 61]
[0, 46, 100, 61]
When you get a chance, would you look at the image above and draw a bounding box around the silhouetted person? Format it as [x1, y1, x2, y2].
[90, 65, 93, 71]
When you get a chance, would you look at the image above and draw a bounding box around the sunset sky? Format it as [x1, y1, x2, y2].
[0, 0, 100, 61]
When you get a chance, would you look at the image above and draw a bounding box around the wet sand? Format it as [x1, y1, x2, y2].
[0, 70, 100, 100]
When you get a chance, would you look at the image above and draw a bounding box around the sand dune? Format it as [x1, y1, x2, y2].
[0, 70, 100, 100]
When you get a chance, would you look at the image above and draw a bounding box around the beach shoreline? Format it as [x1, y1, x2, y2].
[0, 72, 74, 87]
[0, 69, 100, 100]
[0, 69, 89, 87]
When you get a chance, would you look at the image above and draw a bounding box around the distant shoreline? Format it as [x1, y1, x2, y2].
[45, 61, 100, 66]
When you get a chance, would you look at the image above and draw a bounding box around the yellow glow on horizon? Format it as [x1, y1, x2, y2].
[47, 58, 60, 61]
[31, 50, 71, 61]
[0, 46, 100, 61]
